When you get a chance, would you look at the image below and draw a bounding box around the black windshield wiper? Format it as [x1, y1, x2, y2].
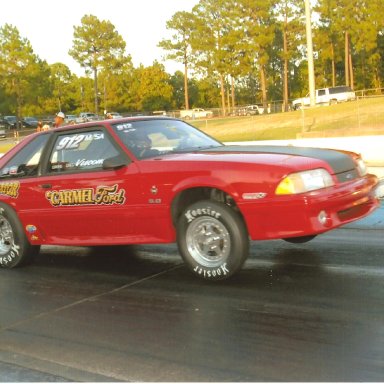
[172, 145, 222, 154]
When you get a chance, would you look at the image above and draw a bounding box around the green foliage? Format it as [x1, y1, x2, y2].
[159, 11, 195, 65]
[97, 59, 134, 113]
[69, 14, 128, 114]
[69, 15, 126, 72]
[41, 63, 77, 114]
[1, 3, 384, 118]
[169, 71, 200, 109]
[129, 62, 174, 111]
[195, 77, 221, 107]
[315, 0, 384, 90]
[232, 0, 277, 107]
[158, 11, 196, 109]
[190, 0, 246, 113]
[0, 24, 50, 117]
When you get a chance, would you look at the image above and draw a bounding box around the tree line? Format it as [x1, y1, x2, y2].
[0, 0, 383, 120]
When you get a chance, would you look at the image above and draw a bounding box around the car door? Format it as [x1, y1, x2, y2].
[15, 127, 146, 245]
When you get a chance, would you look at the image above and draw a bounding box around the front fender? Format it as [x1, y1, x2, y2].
[172, 175, 240, 202]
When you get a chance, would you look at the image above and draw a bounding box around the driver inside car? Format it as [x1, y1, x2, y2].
[125, 130, 159, 159]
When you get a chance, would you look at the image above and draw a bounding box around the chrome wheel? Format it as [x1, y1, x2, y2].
[0, 214, 14, 255]
[186, 216, 230, 268]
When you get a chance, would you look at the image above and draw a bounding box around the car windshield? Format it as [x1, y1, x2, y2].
[111, 119, 222, 159]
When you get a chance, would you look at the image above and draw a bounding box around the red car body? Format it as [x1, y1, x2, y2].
[0, 117, 379, 280]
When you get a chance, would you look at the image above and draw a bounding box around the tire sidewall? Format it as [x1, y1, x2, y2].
[0, 203, 31, 268]
[177, 200, 249, 280]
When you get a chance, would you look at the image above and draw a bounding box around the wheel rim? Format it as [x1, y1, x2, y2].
[186, 216, 230, 267]
[0, 214, 14, 255]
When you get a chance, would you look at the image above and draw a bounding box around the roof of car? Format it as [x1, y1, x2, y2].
[54, 115, 178, 131]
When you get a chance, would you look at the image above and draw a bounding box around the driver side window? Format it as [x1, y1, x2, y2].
[0, 134, 49, 178]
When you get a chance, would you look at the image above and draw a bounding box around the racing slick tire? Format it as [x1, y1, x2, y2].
[0, 203, 40, 268]
[283, 235, 317, 244]
[177, 200, 249, 281]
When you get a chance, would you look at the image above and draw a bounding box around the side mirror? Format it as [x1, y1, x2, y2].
[102, 155, 130, 170]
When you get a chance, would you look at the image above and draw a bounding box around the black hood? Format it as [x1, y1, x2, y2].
[201, 145, 358, 179]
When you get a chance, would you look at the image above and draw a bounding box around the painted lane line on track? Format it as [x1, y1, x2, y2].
[0, 264, 183, 333]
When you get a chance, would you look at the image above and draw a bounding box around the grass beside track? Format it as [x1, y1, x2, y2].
[193, 97, 384, 142]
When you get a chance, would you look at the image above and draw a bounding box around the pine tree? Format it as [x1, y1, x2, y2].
[69, 15, 127, 114]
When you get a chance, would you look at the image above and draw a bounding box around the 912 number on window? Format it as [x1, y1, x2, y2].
[56, 133, 104, 150]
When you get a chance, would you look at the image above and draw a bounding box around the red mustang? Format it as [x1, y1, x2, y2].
[0, 117, 380, 280]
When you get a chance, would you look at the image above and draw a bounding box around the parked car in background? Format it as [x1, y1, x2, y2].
[64, 115, 78, 124]
[179, 108, 213, 120]
[22, 117, 39, 128]
[3, 116, 20, 129]
[108, 112, 123, 119]
[0, 116, 380, 281]
[292, 86, 356, 110]
[238, 104, 264, 116]
[76, 112, 99, 123]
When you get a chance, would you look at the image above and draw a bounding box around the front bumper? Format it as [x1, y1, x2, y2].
[239, 174, 380, 241]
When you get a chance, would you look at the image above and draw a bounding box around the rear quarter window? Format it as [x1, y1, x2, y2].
[48, 129, 120, 173]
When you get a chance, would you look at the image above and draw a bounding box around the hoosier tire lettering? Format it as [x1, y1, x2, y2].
[185, 208, 221, 223]
[0, 244, 20, 266]
[194, 263, 230, 278]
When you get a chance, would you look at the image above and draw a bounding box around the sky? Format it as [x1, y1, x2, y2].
[0, 0, 199, 76]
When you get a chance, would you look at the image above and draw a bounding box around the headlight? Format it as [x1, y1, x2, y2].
[275, 168, 334, 195]
[355, 158, 367, 176]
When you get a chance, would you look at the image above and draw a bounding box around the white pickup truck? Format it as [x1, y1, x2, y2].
[179, 108, 213, 120]
[292, 86, 356, 110]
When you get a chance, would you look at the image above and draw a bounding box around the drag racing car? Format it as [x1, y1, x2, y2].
[0, 116, 380, 280]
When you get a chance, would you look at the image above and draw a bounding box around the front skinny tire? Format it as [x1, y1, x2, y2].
[177, 200, 249, 281]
